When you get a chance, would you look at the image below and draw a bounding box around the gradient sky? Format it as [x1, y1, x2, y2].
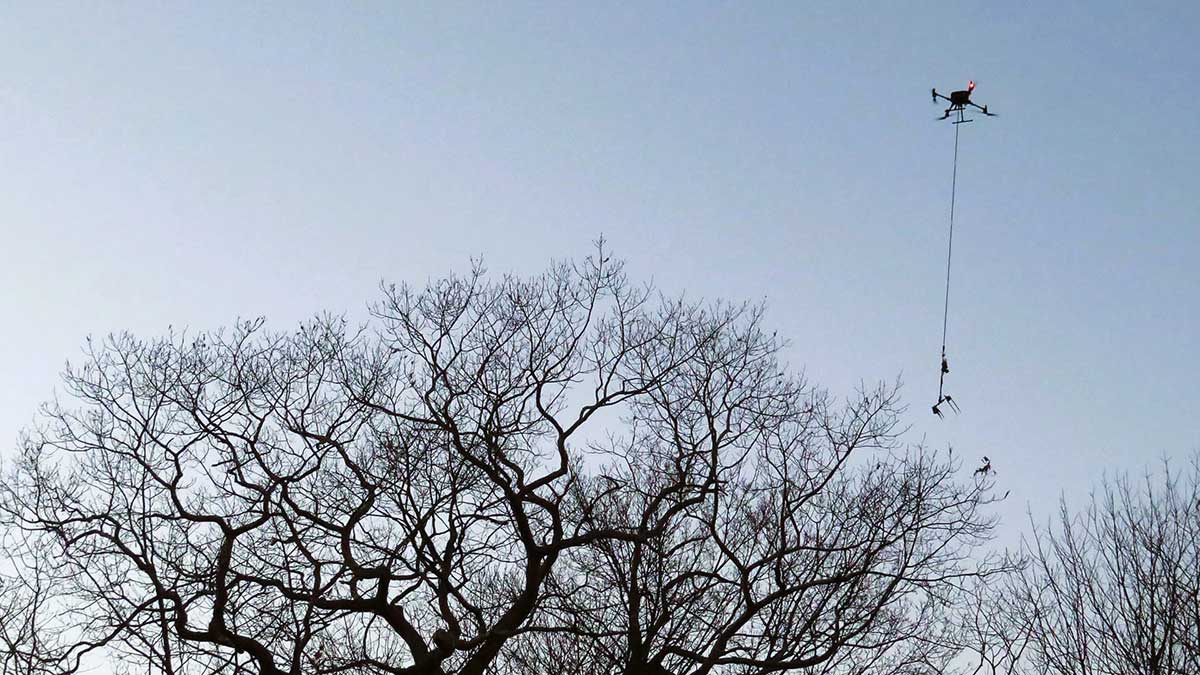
[2, 2, 1197, 548]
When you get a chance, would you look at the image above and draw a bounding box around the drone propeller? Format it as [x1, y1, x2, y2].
[931, 88, 938, 102]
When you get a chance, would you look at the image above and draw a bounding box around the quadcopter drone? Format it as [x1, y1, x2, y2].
[932, 81, 996, 123]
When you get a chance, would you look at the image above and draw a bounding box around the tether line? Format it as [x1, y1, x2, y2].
[938, 122, 960, 399]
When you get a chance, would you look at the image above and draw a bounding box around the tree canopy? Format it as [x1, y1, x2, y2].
[0, 251, 1008, 675]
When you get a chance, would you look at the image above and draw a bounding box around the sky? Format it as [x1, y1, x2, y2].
[1, 2, 1197, 549]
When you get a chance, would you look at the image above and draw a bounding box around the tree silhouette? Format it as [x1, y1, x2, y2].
[0, 248, 1007, 674]
[1001, 457, 1200, 675]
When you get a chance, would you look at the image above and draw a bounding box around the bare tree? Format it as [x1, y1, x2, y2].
[502, 376, 1008, 675]
[951, 574, 1034, 675]
[0, 249, 1007, 674]
[1007, 456, 1200, 675]
[0, 530, 74, 675]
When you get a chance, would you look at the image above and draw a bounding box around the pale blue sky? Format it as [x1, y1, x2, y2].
[2, 2, 1197, 541]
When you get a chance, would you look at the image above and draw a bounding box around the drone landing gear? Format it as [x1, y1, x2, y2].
[943, 107, 973, 124]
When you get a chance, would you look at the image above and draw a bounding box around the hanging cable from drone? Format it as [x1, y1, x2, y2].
[929, 81, 995, 418]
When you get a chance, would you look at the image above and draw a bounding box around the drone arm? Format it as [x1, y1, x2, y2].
[932, 89, 951, 102]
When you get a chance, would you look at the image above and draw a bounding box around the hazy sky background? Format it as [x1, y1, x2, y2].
[2, 2, 1197, 547]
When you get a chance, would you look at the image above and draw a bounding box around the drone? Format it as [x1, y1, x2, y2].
[932, 81, 996, 123]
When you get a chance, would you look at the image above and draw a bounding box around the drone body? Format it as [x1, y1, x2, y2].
[932, 80, 996, 123]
